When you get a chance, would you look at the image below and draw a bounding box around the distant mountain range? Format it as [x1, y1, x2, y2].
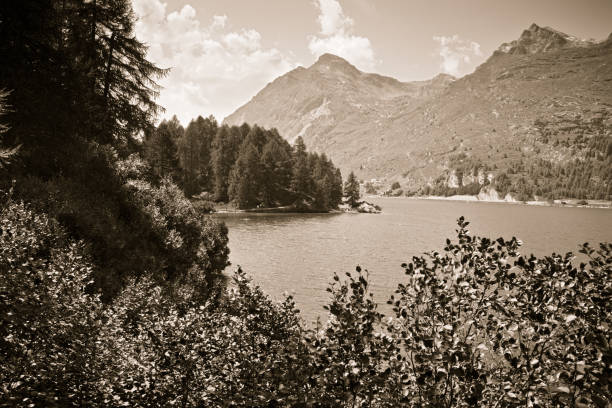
[224, 24, 612, 199]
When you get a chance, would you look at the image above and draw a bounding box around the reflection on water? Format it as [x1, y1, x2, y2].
[214, 198, 612, 324]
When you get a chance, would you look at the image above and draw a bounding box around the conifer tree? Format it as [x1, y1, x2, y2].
[179, 115, 217, 196]
[211, 126, 233, 201]
[145, 121, 179, 180]
[331, 168, 344, 208]
[0, 0, 166, 162]
[228, 143, 262, 209]
[344, 171, 361, 208]
[261, 138, 292, 206]
[291, 136, 311, 200]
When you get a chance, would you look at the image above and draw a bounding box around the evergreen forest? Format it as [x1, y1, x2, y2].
[143, 116, 343, 211]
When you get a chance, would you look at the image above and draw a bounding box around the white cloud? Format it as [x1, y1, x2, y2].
[433, 35, 483, 77]
[211, 15, 227, 30]
[132, 0, 296, 124]
[308, 0, 377, 71]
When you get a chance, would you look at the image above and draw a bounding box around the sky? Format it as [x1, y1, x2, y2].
[132, 0, 612, 124]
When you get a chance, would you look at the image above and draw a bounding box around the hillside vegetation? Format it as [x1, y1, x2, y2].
[143, 117, 343, 211]
[225, 25, 612, 201]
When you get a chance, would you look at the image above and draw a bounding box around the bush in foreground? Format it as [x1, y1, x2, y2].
[1, 210, 610, 407]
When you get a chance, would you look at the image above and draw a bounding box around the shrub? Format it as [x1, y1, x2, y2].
[387, 217, 612, 407]
[191, 199, 217, 214]
[0, 200, 103, 405]
[14, 151, 229, 300]
[1, 210, 610, 407]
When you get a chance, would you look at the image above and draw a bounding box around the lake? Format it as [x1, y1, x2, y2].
[215, 198, 612, 324]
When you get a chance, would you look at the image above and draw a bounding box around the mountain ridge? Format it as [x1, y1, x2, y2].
[224, 24, 612, 199]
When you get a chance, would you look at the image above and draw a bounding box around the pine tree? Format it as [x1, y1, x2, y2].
[344, 171, 360, 208]
[179, 115, 217, 196]
[0, 0, 166, 162]
[211, 126, 234, 202]
[331, 168, 344, 208]
[145, 121, 179, 180]
[291, 136, 311, 201]
[261, 138, 292, 206]
[228, 143, 262, 209]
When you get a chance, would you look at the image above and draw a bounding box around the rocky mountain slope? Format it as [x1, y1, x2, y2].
[224, 24, 612, 199]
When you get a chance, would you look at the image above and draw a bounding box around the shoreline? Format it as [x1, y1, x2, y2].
[210, 201, 382, 214]
[370, 195, 612, 209]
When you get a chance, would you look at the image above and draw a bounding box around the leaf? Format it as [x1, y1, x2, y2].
[565, 314, 576, 323]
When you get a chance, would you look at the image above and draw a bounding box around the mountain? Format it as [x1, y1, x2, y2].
[224, 24, 612, 200]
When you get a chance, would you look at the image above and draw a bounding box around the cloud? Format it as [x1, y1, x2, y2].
[433, 35, 483, 77]
[132, 0, 296, 123]
[308, 0, 377, 71]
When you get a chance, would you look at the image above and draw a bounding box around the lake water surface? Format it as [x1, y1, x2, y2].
[215, 198, 612, 324]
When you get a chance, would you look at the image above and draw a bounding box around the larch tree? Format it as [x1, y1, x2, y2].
[260, 137, 292, 206]
[145, 121, 179, 180]
[178, 115, 216, 196]
[228, 143, 262, 209]
[344, 171, 360, 208]
[291, 136, 311, 201]
[0, 0, 166, 171]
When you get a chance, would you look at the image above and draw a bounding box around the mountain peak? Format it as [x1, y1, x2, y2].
[315, 53, 350, 64]
[312, 53, 360, 74]
[498, 23, 594, 54]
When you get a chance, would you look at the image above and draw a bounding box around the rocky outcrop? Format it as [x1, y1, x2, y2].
[497, 23, 596, 55]
[340, 201, 382, 214]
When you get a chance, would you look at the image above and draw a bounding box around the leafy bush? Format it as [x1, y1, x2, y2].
[1, 211, 610, 406]
[0, 200, 103, 405]
[191, 199, 217, 213]
[13, 151, 229, 300]
[387, 217, 611, 407]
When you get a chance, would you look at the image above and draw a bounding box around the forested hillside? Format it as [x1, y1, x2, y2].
[144, 117, 343, 211]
